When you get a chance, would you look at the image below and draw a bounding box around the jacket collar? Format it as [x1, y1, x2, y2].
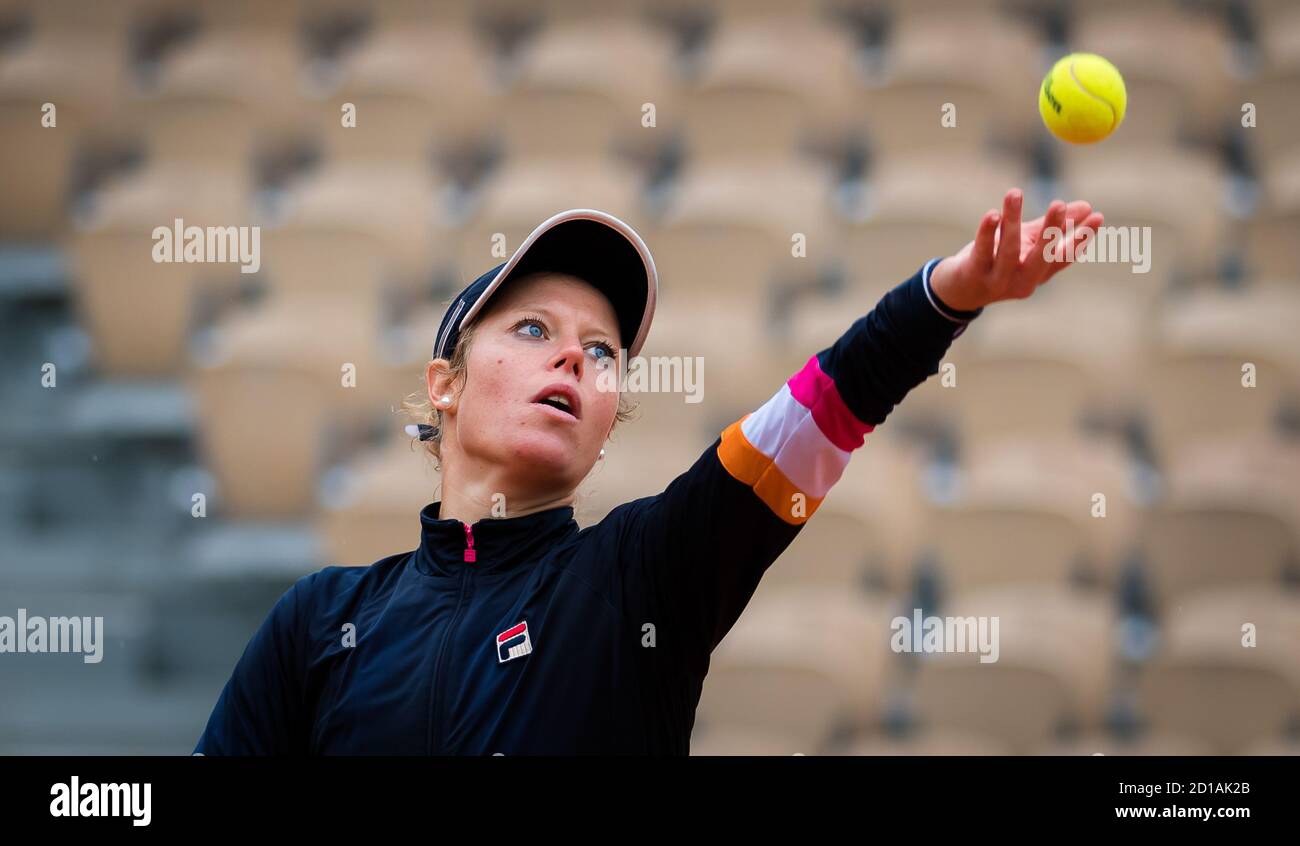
[413, 501, 579, 578]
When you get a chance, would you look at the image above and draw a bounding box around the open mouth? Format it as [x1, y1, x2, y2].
[531, 385, 581, 420]
[536, 395, 576, 417]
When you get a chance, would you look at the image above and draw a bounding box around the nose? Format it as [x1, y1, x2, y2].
[550, 338, 584, 380]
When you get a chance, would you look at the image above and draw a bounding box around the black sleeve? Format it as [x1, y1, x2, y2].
[192, 573, 316, 755]
[616, 259, 982, 670]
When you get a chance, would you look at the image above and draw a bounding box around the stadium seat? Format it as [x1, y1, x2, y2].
[144, 3, 308, 150]
[315, 22, 495, 158]
[925, 504, 1088, 594]
[608, 378, 717, 448]
[191, 293, 395, 517]
[0, 0, 131, 127]
[712, 0, 826, 24]
[0, 96, 83, 239]
[575, 429, 713, 525]
[962, 359, 1098, 449]
[65, 230, 201, 376]
[1246, 68, 1300, 158]
[879, 0, 1014, 30]
[1244, 147, 1300, 287]
[319, 429, 441, 567]
[499, 15, 677, 161]
[1144, 348, 1297, 462]
[924, 436, 1137, 592]
[841, 728, 1012, 756]
[912, 584, 1115, 752]
[132, 93, 262, 172]
[1143, 286, 1300, 461]
[679, 13, 857, 161]
[637, 288, 791, 417]
[962, 286, 1148, 412]
[686, 0, 857, 158]
[1159, 671, 1300, 754]
[78, 159, 254, 227]
[0, 6, 131, 238]
[268, 161, 449, 290]
[1242, 736, 1300, 756]
[259, 226, 387, 298]
[1138, 504, 1297, 610]
[1068, 5, 1234, 144]
[191, 360, 328, 519]
[650, 158, 837, 298]
[64, 164, 253, 375]
[1243, 206, 1300, 290]
[697, 586, 896, 751]
[1162, 586, 1300, 679]
[858, 11, 1040, 157]
[1159, 284, 1300, 373]
[688, 725, 810, 756]
[1254, 0, 1300, 71]
[1163, 433, 1300, 546]
[763, 436, 928, 595]
[1035, 732, 1215, 756]
[1138, 586, 1300, 753]
[842, 151, 1029, 296]
[455, 159, 644, 277]
[1058, 146, 1226, 289]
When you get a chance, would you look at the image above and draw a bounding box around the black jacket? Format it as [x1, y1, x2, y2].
[193, 258, 982, 754]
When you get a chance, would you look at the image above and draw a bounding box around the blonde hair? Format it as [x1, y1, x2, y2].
[400, 314, 637, 469]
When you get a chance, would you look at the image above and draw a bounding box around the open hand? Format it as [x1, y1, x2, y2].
[928, 188, 1105, 312]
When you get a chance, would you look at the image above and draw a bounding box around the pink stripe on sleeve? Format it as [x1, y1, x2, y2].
[785, 355, 875, 452]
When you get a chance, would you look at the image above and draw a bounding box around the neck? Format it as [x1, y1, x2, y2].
[437, 460, 575, 525]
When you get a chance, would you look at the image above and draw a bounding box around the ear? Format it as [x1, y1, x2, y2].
[426, 359, 457, 410]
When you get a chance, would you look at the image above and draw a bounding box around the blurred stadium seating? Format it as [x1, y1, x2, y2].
[0, 0, 1296, 754]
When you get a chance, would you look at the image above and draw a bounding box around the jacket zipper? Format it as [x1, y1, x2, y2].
[463, 522, 476, 562]
[427, 521, 476, 754]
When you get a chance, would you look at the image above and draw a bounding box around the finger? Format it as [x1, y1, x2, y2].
[972, 208, 999, 269]
[1046, 205, 1100, 265]
[1024, 199, 1066, 278]
[1062, 200, 1093, 224]
[1070, 212, 1104, 258]
[1046, 211, 1105, 279]
[994, 188, 1023, 273]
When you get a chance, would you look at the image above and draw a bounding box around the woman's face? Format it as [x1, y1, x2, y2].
[434, 272, 623, 494]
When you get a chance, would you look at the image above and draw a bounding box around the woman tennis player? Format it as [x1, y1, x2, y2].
[195, 191, 1102, 754]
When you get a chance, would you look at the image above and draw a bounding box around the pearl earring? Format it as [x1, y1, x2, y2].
[598, 448, 606, 460]
[439, 395, 451, 406]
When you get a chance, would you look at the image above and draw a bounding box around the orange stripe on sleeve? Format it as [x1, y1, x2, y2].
[717, 417, 824, 525]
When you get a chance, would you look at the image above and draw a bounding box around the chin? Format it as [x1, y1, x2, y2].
[505, 435, 587, 485]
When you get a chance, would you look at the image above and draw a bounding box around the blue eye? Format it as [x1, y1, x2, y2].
[515, 316, 615, 363]
[516, 320, 545, 339]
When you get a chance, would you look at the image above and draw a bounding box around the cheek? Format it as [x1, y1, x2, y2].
[584, 386, 621, 439]
[460, 352, 522, 430]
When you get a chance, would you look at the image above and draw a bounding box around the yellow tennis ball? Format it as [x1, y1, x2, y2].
[1039, 52, 1126, 144]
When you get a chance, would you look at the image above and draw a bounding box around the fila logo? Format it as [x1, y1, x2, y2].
[496, 621, 532, 664]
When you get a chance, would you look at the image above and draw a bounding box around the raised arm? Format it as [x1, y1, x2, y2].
[616, 190, 1102, 668]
